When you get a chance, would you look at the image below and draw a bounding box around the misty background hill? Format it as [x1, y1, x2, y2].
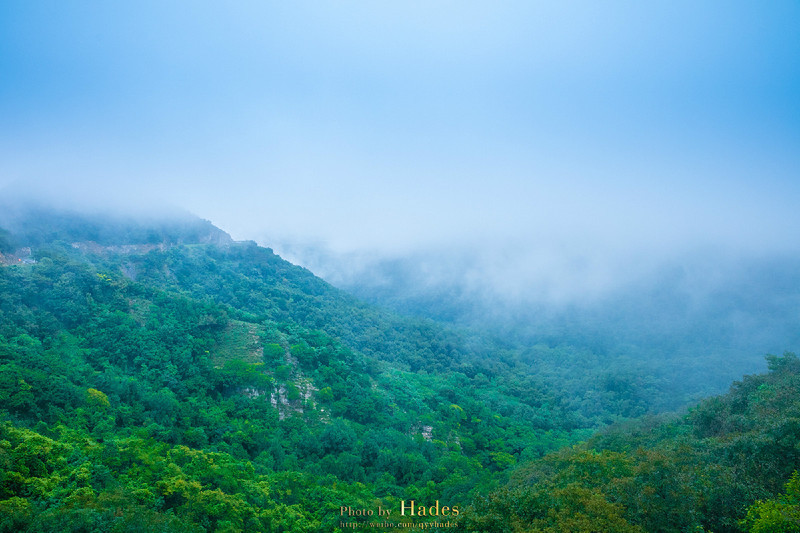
[273, 240, 800, 399]
[0, 191, 232, 250]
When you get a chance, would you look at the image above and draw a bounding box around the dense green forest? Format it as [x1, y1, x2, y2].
[459, 353, 800, 532]
[324, 250, 800, 402]
[0, 202, 798, 531]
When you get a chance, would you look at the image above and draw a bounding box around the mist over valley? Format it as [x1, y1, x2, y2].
[2, 2, 800, 530]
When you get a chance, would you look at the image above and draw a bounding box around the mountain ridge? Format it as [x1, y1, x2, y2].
[0, 199, 797, 531]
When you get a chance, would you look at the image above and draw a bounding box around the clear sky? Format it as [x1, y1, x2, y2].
[1, 2, 799, 279]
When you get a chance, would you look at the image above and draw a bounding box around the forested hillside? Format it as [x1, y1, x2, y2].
[0, 203, 797, 532]
[319, 249, 800, 401]
[459, 353, 800, 532]
[0, 205, 589, 530]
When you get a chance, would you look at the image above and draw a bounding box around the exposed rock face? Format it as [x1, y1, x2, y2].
[0, 247, 37, 266]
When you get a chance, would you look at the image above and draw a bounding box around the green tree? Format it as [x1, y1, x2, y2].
[742, 471, 800, 533]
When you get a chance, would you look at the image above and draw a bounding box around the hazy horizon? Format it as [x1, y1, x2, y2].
[2, 2, 799, 300]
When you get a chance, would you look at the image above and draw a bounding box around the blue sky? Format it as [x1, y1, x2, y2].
[1, 1, 799, 277]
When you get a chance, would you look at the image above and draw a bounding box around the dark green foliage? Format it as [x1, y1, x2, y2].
[1, 205, 797, 532]
[460, 353, 800, 532]
[741, 471, 800, 532]
[0, 214, 595, 531]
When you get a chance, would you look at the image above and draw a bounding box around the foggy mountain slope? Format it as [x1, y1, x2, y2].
[0, 195, 233, 248]
[3, 192, 794, 411]
[282, 242, 800, 399]
[0, 197, 706, 417]
[0, 197, 501, 379]
[2, 198, 799, 530]
[0, 198, 644, 529]
[2, 1, 799, 529]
